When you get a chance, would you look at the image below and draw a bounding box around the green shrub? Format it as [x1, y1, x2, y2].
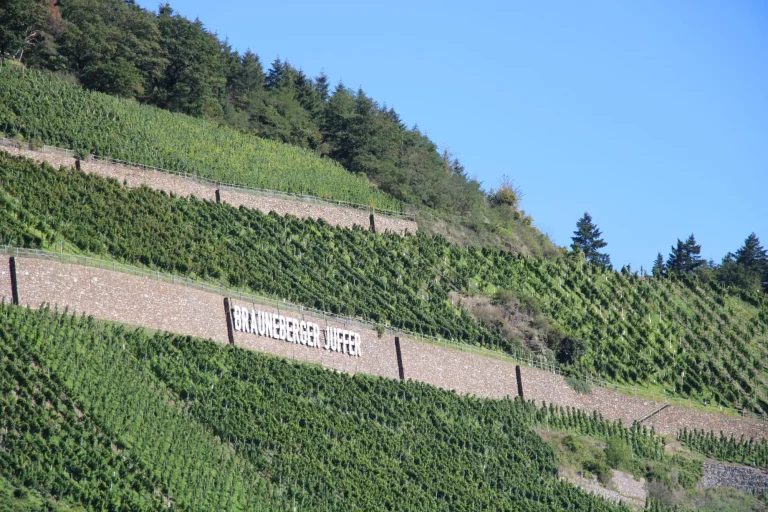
[672, 455, 702, 489]
[565, 375, 592, 395]
[583, 458, 612, 485]
[563, 434, 582, 452]
[605, 436, 632, 469]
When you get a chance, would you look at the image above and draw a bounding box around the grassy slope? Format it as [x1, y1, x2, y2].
[0, 476, 87, 512]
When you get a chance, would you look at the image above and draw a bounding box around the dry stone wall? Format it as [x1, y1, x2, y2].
[13, 258, 228, 344]
[0, 145, 417, 234]
[0, 258, 13, 304]
[398, 340, 517, 399]
[519, 366, 663, 425]
[701, 462, 768, 493]
[646, 405, 767, 442]
[0, 255, 764, 440]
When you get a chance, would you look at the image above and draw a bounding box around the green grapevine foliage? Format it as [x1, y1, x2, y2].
[0, 66, 402, 211]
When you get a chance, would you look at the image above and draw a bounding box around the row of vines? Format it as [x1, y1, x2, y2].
[678, 428, 768, 468]
[2, 303, 313, 511]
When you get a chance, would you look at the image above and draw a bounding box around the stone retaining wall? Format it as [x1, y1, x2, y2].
[230, 298, 401, 381]
[1, 256, 764, 441]
[13, 258, 228, 344]
[0, 259, 13, 304]
[519, 366, 664, 425]
[398, 339, 517, 399]
[701, 461, 768, 493]
[1, 145, 417, 234]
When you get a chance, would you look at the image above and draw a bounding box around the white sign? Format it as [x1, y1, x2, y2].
[231, 306, 361, 357]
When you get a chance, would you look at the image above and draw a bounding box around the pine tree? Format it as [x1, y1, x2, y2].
[735, 233, 767, 276]
[651, 253, 666, 278]
[570, 212, 611, 267]
[667, 234, 703, 275]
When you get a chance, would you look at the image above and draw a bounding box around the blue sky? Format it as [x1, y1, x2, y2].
[137, 0, 767, 270]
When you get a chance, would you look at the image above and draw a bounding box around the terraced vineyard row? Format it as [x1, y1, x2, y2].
[0, 320, 163, 511]
[2, 305, 298, 511]
[0, 152, 766, 415]
[679, 428, 768, 468]
[5, 303, 634, 511]
[0, 66, 402, 211]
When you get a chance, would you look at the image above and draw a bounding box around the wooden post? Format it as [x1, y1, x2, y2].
[394, 336, 405, 380]
[223, 297, 235, 345]
[9, 257, 19, 305]
[515, 365, 524, 400]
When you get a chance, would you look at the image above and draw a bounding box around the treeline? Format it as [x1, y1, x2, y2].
[1, 0, 483, 213]
[651, 233, 768, 295]
[566, 212, 766, 296]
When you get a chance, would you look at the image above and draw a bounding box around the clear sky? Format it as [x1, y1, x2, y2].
[136, 0, 767, 270]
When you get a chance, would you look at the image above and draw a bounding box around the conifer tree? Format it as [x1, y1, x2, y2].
[735, 233, 767, 276]
[667, 234, 703, 275]
[570, 212, 611, 267]
[651, 253, 666, 278]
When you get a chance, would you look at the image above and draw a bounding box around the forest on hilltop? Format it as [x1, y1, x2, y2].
[0, 0, 556, 256]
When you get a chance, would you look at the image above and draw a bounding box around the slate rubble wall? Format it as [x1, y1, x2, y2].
[701, 461, 768, 493]
[13, 258, 228, 344]
[0, 145, 417, 234]
[1, 256, 765, 440]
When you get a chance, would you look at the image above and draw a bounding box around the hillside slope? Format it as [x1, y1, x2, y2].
[0, 64, 560, 256]
[0, 152, 766, 415]
[0, 303, 317, 510]
[0, 66, 401, 211]
[1, 302, 635, 511]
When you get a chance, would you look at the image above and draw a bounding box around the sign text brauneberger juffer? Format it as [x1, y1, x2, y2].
[231, 306, 362, 357]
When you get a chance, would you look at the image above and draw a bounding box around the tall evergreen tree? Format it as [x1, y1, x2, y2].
[229, 50, 265, 112]
[570, 213, 611, 267]
[651, 252, 666, 278]
[735, 233, 766, 274]
[667, 234, 703, 275]
[156, 5, 226, 117]
[313, 72, 330, 102]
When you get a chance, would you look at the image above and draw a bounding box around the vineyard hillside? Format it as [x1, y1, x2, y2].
[1, 302, 653, 511]
[0, 64, 559, 256]
[1, 4, 765, 510]
[0, 66, 402, 212]
[0, 152, 766, 418]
